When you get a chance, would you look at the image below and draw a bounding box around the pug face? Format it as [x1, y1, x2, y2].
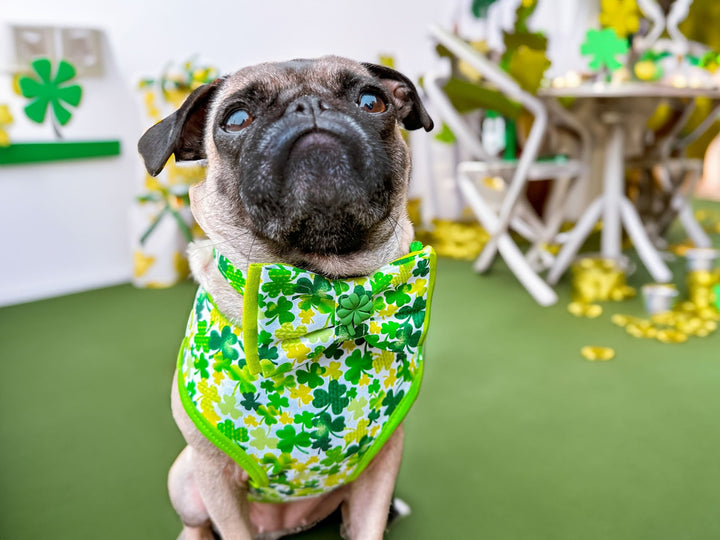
[138, 56, 433, 263]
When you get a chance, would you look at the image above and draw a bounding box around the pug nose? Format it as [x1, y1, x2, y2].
[285, 96, 328, 119]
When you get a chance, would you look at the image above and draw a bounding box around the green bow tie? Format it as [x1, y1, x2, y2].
[214, 242, 437, 377]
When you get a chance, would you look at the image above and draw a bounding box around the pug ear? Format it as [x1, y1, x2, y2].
[138, 81, 220, 176]
[362, 63, 434, 132]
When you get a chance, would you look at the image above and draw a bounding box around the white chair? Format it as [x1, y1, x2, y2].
[426, 24, 588, 306]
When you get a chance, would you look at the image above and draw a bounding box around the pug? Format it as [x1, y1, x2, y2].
[138, 55, 434, 540]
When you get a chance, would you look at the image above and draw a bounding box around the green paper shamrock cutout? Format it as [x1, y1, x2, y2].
[18, 58, 82, 134]
[580, 28, 629, 73]
[471, 0, 499, 18]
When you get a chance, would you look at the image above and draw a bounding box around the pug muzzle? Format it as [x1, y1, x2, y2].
[138, 56, 433, 260]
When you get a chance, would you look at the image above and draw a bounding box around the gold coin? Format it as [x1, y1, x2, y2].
[568, 302, 586, 316]
[651, 312, 676, 325]
[656, 329, 688, 344]
[688, 271, 714, 286]
[611, 314, 631, 327]
[698, 308, 720, 321]
[610, 289, 626, 301]
[581, 346, 615, 361]
[621, 286, 636, 298]
[676, 321, 697, 334]
[575, 258, 595, 270]
[626, 324, 646, 338]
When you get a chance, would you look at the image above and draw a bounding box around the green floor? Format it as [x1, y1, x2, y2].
[1, 205, 719, 540]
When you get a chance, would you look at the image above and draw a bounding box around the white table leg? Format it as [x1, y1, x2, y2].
[619, 197, 673, 282]
[547, 198, 604, 285]
[677, 204, 712, 248]
[601, 123, 624, 259]
[496, 234, 558, 306]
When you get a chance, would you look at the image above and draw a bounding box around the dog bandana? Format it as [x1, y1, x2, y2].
[177, 242, 436, 502]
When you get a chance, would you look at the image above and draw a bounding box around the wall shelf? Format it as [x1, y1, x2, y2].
[0, 140, 121, 165]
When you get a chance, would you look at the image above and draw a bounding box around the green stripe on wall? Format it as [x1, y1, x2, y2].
[0, 140, 121, 165]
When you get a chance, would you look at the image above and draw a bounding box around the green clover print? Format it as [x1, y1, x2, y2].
[209, 326, 239, 360]
[18, 58, 82, 138]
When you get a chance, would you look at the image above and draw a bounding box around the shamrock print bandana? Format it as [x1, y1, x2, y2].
[177, 242, 436, 502]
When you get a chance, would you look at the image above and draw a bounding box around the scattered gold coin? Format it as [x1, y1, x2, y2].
[568, 302, 603, 318]
[581, 346, 615, 361]
[656, 329, 688, 344]
[611, 314, 631, 327]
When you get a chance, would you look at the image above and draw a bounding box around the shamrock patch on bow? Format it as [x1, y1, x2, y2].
[336, 287, 375, 338]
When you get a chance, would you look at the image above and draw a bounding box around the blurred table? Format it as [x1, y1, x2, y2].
[539, 82, 720, 285]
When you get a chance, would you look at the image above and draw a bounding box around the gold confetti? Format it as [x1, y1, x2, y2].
[581, 346, 615, 361]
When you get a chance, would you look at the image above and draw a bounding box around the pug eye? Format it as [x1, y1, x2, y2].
[223, 109, 253, 132]
[357, 93, 386, 113]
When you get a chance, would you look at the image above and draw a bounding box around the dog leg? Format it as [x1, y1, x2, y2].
[341, 427, 405, 540]
[169, 446, 216, 540]
[191, 446, 255, 540]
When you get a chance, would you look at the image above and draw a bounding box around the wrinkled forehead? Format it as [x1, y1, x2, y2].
[211, 56, 372, 111]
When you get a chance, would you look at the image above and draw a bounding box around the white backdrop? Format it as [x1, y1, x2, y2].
[0, 0, 595, 306]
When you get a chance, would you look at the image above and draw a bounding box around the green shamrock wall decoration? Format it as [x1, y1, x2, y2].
[471, 0, 499, 18]
[580, 28, 629, 74]
[18, 58, 83, 138]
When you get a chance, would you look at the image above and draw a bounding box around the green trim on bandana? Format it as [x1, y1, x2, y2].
[178, 243, 436, 502]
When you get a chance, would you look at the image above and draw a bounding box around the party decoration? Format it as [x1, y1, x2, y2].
[507, 45, 551, 93]
[599, 0, 641, 38]
[471, 0, 500, 18]
[0, 105, 13, 147]
[0, 58, 120, 165]
[138, 57, 218, 111]
[633, 50, 670, 81]
[434, 123, 456, 144]
[18, 58, 82, 138]
[580, 28, 629, 73]
[501, 0, 549, 82]
[133, 58, 219, 288]
[136, 173, 194, 246]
